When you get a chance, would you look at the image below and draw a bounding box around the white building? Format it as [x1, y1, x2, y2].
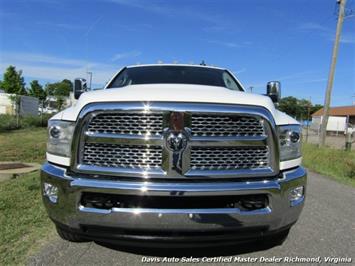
[311, 105, 355, 133]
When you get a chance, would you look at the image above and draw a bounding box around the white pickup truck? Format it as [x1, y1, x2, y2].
[41, 64, 306, 246]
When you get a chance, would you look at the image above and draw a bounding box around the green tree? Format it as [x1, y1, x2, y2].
[56, 95, 65, 111]
[45, 79, 73, 111]
[278, 96, 321, 121]
[28, 80, 46, 101]
[278, 96, 300, 119]
[1, 65, 27, 95]
[311, 104, 323, 115]
[45, 79, 72, 97]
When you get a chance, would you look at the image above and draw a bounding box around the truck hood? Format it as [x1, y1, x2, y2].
[55, 84, 298, 125]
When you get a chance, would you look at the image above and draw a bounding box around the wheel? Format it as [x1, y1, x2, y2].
[56, 226, 87, 242]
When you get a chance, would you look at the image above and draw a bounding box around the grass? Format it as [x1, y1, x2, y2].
[302, 142, 355, 187]
[0, 172, 55, 265]
[0, 127, 47, 163]
[0, 127, 54, 265]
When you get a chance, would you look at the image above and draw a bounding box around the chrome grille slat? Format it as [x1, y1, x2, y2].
[83, 143, 162, 169]
[191, 115, 264, 137]
[190, 146, 269, 171]
[87, 113, 163, 136]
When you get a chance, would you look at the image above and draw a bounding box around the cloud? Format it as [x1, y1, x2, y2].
[206, 39, 251, 49]
[275, 71, 318, 81]
[298, 22, 354, 44]
[111, 51, 141, 61]
[105, 0, 227, 27]
[297, 22, 329, 32]
[339, 34, 355, 44]
[202, 26, 226, 33]
[36, 21, 86, 31]
[233, 68, 247, 75]
[293, 77, 327, 85]
[207, 40, 240, 48]
[0, 52, 119, 85]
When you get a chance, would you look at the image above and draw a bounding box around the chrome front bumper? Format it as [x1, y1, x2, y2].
[41, 163, 306, 242]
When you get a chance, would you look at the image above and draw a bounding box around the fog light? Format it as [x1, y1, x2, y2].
[289, 186, 304, 202]
[44, 183, 58, 203]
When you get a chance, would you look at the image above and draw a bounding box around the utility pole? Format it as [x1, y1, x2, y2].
[306, 97, 311, 143]
[319, 0, 347, 147]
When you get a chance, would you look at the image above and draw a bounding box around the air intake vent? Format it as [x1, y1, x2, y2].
[191, 146, 269, 171]
[191, 115, 264, 137]
[83, 143, 162, 169]
[87, 113, 163, 136]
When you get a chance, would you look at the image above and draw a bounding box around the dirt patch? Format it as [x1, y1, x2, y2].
[0, 163, 32, 170]
[0, 162, 41, 181]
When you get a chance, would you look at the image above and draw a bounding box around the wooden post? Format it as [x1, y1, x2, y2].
[345, 131, 352, 151]
[319, 0, 347, 146]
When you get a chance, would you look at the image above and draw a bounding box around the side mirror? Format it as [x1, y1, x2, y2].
[266, 81, 281, 103]
[74, 78, 87, 99]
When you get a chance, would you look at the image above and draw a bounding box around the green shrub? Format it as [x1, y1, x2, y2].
[345, 159, 355, 179]
[0, 114, 19, 131]
[0, 114, 53, 132]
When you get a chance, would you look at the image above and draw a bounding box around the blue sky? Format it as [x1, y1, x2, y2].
[0, 0, 354, 106]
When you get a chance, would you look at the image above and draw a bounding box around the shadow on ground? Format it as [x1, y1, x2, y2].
[95, 238, 283, 257]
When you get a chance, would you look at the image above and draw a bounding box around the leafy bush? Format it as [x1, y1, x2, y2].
[0, 114, 52, 132]
[21, 114, 52, 128]
[345, 159, 355, 179]
[0, 114, 19, 131]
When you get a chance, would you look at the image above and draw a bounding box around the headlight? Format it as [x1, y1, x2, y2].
[47, 120, 75, 157]
[278, 125, 301, 161]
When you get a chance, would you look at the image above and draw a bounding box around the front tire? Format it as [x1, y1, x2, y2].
[56, 226, 87, 242]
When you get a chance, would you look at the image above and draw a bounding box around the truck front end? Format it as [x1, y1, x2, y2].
[41, 65, 306, 246]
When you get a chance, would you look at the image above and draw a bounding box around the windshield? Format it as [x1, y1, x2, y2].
[107, 66, 243, 91]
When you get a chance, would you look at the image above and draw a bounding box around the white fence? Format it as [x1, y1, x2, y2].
[0, 93, 39, 116]
[311, 115, 348, 133]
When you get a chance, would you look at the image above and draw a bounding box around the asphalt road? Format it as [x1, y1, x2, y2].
[28, 172, 355, 266]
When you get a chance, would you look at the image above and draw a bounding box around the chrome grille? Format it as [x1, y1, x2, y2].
[83, 143, 162, 169]
[190, 147, 269, 170]
[191, 115, 264, 137]
[87, 113, 163, 135]
[74, 103, 277, 179]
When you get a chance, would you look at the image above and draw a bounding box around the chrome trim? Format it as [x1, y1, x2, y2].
[84, 132, 163, 146]
[71, 102, 280, 179]
[76, 164, 166, 177]
[78, 205, 272, 215]
[41, 163, 306, 232]
[290, 196, 305, 207]
[43, 163, 306, 196]
[189, 135, 268, 147]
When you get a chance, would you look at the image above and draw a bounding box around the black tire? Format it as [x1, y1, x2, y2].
[56, 226, 87, 242]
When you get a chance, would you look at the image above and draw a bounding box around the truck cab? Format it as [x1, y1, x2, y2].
[41, 64, 306, 246]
